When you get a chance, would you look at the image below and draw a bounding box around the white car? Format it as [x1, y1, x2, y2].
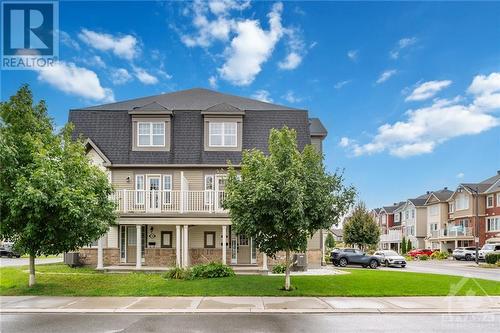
[478, 243, 500, 260]
[374, 250, 407, 268]
[452, 247, 477, 261]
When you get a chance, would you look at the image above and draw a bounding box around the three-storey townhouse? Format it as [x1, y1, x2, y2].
[399, 194, 430, 249]
[378, 202, 404, 252]
[423, 188, 453, 251]
[482, 172, 500, 244]
[70, 88, 328, 271]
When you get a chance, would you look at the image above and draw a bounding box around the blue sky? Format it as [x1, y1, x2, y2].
[2, 1, 500, 208]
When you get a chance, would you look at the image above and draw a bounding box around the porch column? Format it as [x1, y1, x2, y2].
[176, 225, 181, 267]
[136, 224, 142, 269]
[183, 225, 189, 268]
[97, 236, 104, 269]
[262, 253, 268, 271]
[222, 225, 227, 264]
[397, 242, 401, 254]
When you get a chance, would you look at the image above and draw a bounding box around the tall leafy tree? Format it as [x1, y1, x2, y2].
[343, 202, 381, 250]
[224, 127, 355, 290]
[0, 85, 116, 286]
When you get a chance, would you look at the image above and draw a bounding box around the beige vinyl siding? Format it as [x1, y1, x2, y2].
[147, 225, 177, 248]
[310, 137, 323, 153]
[188, 225, 223, 248]
[107, 226, 119, 248]
[111, 169, 134, 190]
[415, 207, 427, 237]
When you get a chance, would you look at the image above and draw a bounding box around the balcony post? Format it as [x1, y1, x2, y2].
[97, 235, 104, 270]
[222, 225, 227, 264]
[123, 189, 128, 213]
[183, 225, 189, 268]
[180, 172, 185, 214]
[176, 225, 181, 267]
[136, 224, 142, 269]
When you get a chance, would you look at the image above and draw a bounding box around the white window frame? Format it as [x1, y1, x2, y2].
[487, 217, 500, 232]
[204, 175, 214, 206]
[137, 122, 165, 147]
[448, 202, 454, 213]
[487, 195, 494, 208]
[208, 122, 237, 148]
[163, 175, 172, 205]
[497, 193, 500, 207]
[135, 174, 145, 205]
[455, 193, 469, 211]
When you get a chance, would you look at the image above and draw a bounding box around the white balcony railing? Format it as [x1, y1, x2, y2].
[440, 227, 473, 238]
[380, 230, 402, 243]
[112, 190, 226, 214]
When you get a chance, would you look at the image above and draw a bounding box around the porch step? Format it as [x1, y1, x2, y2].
[230, 265, 267, 275]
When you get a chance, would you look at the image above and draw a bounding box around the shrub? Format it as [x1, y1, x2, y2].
[189, 262, 235, 279]
[419, 254, 429, 261]
[485, 253, 500, 265]
[404, 255, 413, 262]
[430, 251, 449, 260]
[272, 263, 287, 274]
[163, 267, 189, 280]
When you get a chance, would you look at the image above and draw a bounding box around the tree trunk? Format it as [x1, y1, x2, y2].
[29, 254, 36, 287]
[285, 249, 291, 291]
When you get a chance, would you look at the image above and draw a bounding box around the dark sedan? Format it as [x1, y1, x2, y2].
[331, 248, 380, 269]
[0, 246, 21, 258]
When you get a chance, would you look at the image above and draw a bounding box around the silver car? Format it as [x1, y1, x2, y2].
[478, 243, 500, 260]
[374, 250, 407, 268]
[452, 247, 477, 261]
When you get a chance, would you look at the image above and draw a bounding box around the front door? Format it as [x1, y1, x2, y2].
[237, 234, 250, 264]
[147, 176, 161, 212]
[126, 226, 137, 263]
[231, 233, 238, 264]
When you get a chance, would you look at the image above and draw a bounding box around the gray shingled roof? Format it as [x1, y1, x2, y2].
[75, 88, 302, 112]
[461, 183, 493, 194]
[69, 89, 316, 165]
[430, 189, 453, 202]
[480, 171, 500, 185]
[382, 202, 405, 213]
[309, 118, 327, 137]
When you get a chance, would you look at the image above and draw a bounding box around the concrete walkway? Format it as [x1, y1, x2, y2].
[1, 296, 499, 314]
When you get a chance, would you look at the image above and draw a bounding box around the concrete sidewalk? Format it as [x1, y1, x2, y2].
[1, 296, 499, 314]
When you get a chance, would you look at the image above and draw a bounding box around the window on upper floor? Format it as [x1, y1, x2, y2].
[448, 202, 454, 213]
[209, 122, 237, 147]
[487, 195, 494, 208]
[405, 210, 409, 220]
[394, 213, 400, 222]
[429, 205, 439, 216]
[411, 209, 415, 219]
[455, 193, 469, 211]
[137, 122, 165, 147]
[487, 217, 500, 232]
[497, 193, 500, 206]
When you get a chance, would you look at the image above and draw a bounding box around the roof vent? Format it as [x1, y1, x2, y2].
[426, 191, 430, 194]
[444, 187, 448, 190]
[393, 202, 397, 206]
[497, 170, 500, 175]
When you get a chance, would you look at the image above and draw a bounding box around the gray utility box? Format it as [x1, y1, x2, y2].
[291, 253, 307, 271]
[64, 252, 80, 267]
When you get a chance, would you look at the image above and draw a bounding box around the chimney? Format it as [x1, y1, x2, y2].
[497, 170, 500, 175]
[444, 187, 448, 190]
[393, 202, 397, 206]
[426, 191, 430, 194]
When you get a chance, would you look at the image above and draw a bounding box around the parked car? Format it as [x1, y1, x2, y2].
[452, 247, 477, 261]
[0, 246, 21, 258]
[331, 248, 380, 269]
[478, 243, 500, 260]
[407, 249, 435, 257]
[374, 250, 407, 268]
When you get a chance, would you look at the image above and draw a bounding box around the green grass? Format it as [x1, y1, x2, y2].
[1, 264, 499, 297]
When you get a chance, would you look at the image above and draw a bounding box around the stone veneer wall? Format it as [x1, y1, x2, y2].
[189, 248, 223, 265]
[265, 250, 322, 269]
[144, 248, 176, 267]
[79, 248, 120, 267]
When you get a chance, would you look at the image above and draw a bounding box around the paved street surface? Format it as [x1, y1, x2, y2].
[2, 296, 499, 313]
[0, 257, 63, 267]
[1, 313, 499, 332]
[344, 260, 500, 281]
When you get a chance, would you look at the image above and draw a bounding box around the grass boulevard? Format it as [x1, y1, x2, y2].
[1, 264, 499, 297]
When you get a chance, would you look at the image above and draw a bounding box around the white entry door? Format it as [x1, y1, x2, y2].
[231, 233, 238, 264]
[147, 176, 161, 212]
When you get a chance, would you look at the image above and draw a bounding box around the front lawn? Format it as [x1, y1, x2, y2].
[1, 264, 499, 297]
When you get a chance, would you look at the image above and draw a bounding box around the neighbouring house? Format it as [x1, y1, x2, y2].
[484, 175, 500, 244]
[424, 188, 454, 252]
[331, 229, 343, 242]
[70, 88, 328, 271]
[378, 202, 405, 252]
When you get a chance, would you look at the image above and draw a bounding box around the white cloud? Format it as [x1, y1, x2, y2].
[37, 61, 114, 102]
[282, 91, 302, 103]
[278, 51, 302, 70]
[133, 67, 158, 85]
[218, 2, 284, 85]
[60, 31, 80, 50]
[456, 172, 465, 179]
[334, 80, 351, 89]
[390, 37, 417, 59]
[251, 89, 273, 103]
[278, 27, 305, 70]
[376, 69, 397, 84]
[208, 75, 218, 88]
[347, 50, 358, 61]
[110, 68, 132, 85]
[339, 137, 351, 147]
[78, 29, 139, 60]
[341, 72, 500, 158]
[405, 80, 452, 102]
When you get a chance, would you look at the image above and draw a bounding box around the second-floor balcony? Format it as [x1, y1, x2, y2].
[112, 190, 227, 214]
[428, 227, 473, 239]
[380, 230, 402, 243]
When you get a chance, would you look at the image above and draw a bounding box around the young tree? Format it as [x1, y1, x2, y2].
[343, 202, 381, 250]
[224, 127, 355, 290]
[0, 85, 116, 286]
[407, 238, 413, 252]
[325, 233, 336, 249]
[401, 236, 407, 254]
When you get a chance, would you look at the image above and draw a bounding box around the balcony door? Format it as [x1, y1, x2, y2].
[147, 175, 161, 213]
[214, 174, 226, 211]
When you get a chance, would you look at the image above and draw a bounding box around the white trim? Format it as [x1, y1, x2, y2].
[135, 175, 145, 205]
[137, 122, 165, 147]
[497, 193, 500, 207]
[486, 216, 500, 232]
[208, 122, 237, 147]
[487, 194, 494, 208]
[163, 174, 172, 205]
[204, 174, 214, 206]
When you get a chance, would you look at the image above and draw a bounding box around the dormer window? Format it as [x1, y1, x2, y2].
[138, 122, 165, 147]
[209, 122, 237, 147]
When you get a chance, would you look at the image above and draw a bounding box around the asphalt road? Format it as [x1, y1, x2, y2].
[0, 257, 63, 267]
[343, 259, 500, 281]
[1, 313, 499, 332]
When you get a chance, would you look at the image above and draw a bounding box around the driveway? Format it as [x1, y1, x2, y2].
[343, 259, 500, 282]
[0, 257, 63, 267]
